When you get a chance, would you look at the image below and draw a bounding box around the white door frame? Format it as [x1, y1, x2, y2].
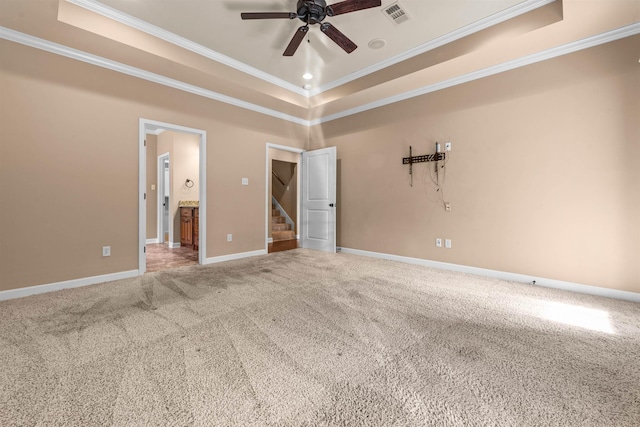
[265, 143, 304, 251]
[139, 119, 207, 274]
[157, 152, 170, 245]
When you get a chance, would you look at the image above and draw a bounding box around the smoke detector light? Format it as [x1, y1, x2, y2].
[368, 39, 386, 49]
[302, 73, 313, 80]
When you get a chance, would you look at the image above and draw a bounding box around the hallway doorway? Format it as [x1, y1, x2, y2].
[267, 145, 302, 253]
[139, 119, 207, 275]
[270, 159, 299, 253]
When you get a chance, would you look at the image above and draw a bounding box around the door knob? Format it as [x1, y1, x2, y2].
[329, 203, 335, 207]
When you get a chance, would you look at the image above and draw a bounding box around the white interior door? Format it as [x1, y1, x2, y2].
[301, 147, 336, 253]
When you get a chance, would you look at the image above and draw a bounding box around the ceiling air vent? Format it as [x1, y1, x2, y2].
[382, 2, 410, 25]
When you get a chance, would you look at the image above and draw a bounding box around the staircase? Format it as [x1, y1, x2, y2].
[270, 204, 298, 252]
[271, 205, 295, 242]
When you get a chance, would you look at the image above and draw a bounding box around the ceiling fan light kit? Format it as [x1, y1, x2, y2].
[241, 0, 382, 56]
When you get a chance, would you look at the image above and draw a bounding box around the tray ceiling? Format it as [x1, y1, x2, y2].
[85, 0, 528, 90]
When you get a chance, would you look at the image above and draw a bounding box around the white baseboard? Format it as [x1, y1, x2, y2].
[339, 248, 640, 303]
[169, 242, 181, 249]
[146, 238, 159, 244]
[204, 249, 267, 265]
[0, 270, 139, 301]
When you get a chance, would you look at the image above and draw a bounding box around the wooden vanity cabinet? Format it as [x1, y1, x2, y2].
[180, 207, 198, 250]
[193, 208, 199, 251]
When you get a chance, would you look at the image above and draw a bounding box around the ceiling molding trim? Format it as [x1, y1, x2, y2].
[66, 0, 308, 97]
[68, 0, 555, 99]
[0, 27, 311, 127]
[308, 0, 557, 96]
[310, 23, 640, 126]
[2, 23, 637, 128]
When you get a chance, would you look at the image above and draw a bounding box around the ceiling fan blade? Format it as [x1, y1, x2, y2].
[241, 12, 297, 20]
[327, 0, 381, 16]
[320, 23, 357, 53]
[283, 26, 309, 56]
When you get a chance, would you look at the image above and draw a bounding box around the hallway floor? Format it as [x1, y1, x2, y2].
[146, 243, 198, 273]
[268, 239, 299, 253]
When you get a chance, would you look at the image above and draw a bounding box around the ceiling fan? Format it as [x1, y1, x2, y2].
[241, 0, 382, 56]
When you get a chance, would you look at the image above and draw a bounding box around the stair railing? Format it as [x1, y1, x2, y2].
[271, 196, 295, 233]
[272, 170, 286, 186]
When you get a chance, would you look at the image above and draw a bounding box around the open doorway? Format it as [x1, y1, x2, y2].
[265, 143, 337, 254]
[266, 144, 303, 253]
[158, 154, 170, 245]
[139, 119, 207, 275]
[270, 159, 298, 253]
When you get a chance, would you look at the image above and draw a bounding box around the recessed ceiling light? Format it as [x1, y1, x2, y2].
[368, 39, 386, 50]
[302, 73, 313, 80]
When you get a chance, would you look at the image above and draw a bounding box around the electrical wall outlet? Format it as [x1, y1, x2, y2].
[445, 239, 452, 249]
[445, 202, 451, 212]
[227, 234, 233, 242]
[445, 142, 452, 151]
[242, 178, 249, 186]
[435, 238, 442, 248]
[102, 246, 111, 257]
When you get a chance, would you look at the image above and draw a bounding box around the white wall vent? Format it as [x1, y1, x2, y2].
[382, 2, 410, 25]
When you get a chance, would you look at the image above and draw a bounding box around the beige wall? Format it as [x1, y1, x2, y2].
[310, 35, 640, 293]
[145, 134, 158, 240]
[1, 34, 638, 295]
[0, 40, 307, 292]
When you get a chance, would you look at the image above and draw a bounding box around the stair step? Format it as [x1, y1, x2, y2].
[272, 216, 286, 224]
[272, 223, 291, 231]
[272, 230, 295, 241]
[272, 209, 280, 217]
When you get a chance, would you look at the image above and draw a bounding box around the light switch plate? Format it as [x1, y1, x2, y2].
[242, 178, 249, 185]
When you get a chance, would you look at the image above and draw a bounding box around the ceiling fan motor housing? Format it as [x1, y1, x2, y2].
[297, 0, 328, 24]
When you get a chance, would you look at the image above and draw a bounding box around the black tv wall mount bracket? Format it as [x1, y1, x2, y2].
[403, 145, 446, 187]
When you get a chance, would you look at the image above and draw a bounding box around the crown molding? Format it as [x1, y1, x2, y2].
[68, 0, 554, 98]
[2, 23, 638, 127]
[65, 0, 309, 97]
[0, 27, 311, 126]
[308, 0, 556, 96]
[310, 22, 640, 125]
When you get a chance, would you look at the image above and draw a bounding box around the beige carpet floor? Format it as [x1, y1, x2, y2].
[1, 249, 639, 426]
